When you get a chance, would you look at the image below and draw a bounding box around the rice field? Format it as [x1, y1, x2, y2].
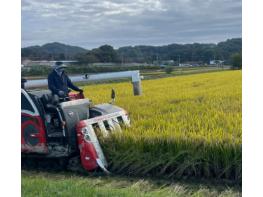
[82, 70, 242, 182]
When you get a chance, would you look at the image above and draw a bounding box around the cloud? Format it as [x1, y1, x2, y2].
[22, 0, 241, 48]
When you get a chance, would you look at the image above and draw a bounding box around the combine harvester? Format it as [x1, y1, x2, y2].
[21, 71, 142, 173]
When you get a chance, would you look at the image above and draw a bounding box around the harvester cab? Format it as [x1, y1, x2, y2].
[21, 86, 130, 173]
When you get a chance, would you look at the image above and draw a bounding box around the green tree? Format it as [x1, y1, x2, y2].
[231, 53, 242, 69]
[76, 45, 120, 63]
[95, 45, 120, 62]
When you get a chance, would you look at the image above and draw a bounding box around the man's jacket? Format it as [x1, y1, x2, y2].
[48, 70, 81, 96]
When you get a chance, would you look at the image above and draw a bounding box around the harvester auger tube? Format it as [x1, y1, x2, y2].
[76, 106, 130, 174]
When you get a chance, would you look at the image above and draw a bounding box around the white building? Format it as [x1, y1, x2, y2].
[210, 60, 224, 65]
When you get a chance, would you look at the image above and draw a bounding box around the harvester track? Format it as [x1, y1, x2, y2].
[21, 156, 89, 175]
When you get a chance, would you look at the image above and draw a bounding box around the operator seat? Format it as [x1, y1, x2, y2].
[41, 94, 60, 111]
[41, 93, 65, 137]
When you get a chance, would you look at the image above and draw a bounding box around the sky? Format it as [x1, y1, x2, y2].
[22, 0, 242, 49]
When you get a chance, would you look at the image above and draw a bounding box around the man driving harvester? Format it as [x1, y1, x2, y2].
[48, 61, 83, 98]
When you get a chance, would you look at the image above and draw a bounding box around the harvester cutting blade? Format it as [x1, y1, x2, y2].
[76, 106, 130, 174]
[96, 158, 110, 174]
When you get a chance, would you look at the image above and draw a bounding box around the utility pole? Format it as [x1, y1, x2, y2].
[178, 55, 180, 66]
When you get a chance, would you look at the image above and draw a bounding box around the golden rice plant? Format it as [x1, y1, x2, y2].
[83, 71, 242, 181]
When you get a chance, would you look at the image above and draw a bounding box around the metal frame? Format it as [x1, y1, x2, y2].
[24, 70, 142, 95]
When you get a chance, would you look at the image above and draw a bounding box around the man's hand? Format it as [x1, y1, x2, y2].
[58, 90, 65, 97]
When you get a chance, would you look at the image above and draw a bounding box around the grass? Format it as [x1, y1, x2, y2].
[81, 70, 241, 182]
[22, 171, 241, 197]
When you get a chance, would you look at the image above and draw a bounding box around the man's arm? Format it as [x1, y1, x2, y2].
[66, 76, 82, 92]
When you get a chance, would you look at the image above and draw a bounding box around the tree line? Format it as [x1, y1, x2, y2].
[22, 38, 242, 67]
[116, 38, 241, 65]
